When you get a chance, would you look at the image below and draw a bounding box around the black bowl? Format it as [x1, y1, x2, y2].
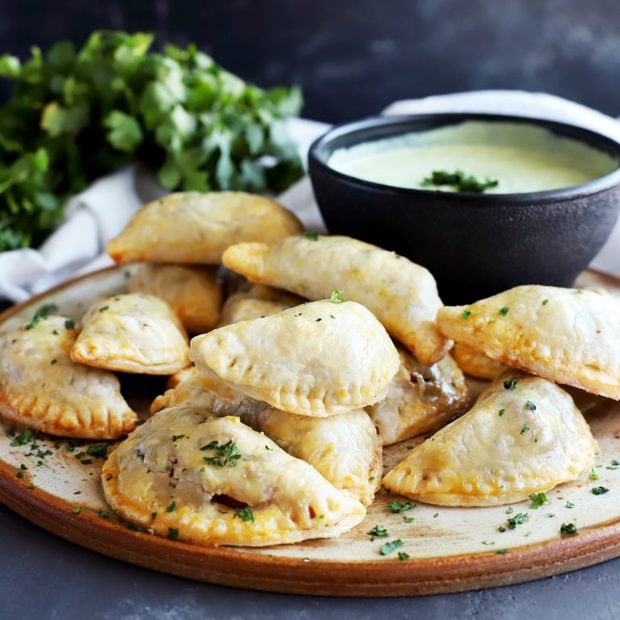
[308, 113, 620, 304]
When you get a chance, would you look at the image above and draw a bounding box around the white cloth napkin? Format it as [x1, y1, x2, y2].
[1, 91, 619, 302]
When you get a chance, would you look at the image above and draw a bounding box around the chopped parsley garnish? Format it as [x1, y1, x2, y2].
[560, 522, 578, 536]
[86, 442, 108, 458]
[481, 540, 495, 546]
[171, 434, 186, 442]
[542, 299, 549, 306]
[330, 289, 345, 304]
[590, 468, 599, 480]
[98, 510, 110, 519]
[397, 552, 410, 561]
[379, 539, 404, 556]
[506, 512, 529, 529]
[98, 305, 109, 313]
[529, 492, 549, 509]
[367, 525, 389, 540]
[459, 309, 472, 319]
[499, 306, 510, 316]
[386, 500, 415, 513]
[496, 548, 509, 555]
[167, 528, 179, 540]
[565, 501, 575, 509]
[421, 170, 499, 193]
[498, 408, 506, 417]
[503, 378, 519, 391]
[591, 486, 609, 495]
[403, 515, 414, 524]
[505, 507, 514, 515]
[166, 501, 176, 512]
[10, 428, 34, 446]
[25, 303, 58, 330]
[72, 507, 82, 515]
[64, 319, 75, 329]
[50, 358, 57, 365]
[234, 507, 254, 523]
[525, 400, 537, 411]
[520, 424, 530, 435]
[200, 440, 241, 468]
[303, 231, 320, 241]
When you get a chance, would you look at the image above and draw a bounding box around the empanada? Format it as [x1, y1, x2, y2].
[222, 235, 450, 364]
[127, 264, 222, 333]
[102, 411, 366, 546]
[218, 285, 303, 327]
[382, 371, 597, 506]
[437, 286, 620, 400]
[190, 299, 400, 416]
[451, 342, 507, 380]
[151, 368, 381, 505]
[0, 315, 136, 438]
[107, 192, 302, 265]
[367, 347, 468, 446]
[71, 293, 190, 374]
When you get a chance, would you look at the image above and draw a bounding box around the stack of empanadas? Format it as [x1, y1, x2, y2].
[2, 189, 614, 551]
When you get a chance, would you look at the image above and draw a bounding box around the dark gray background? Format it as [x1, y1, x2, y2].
[1, 2, 619, 618]
[1, 0, 620, 121]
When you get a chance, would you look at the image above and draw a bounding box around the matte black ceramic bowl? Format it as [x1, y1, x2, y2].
[308, 113, 620, 303]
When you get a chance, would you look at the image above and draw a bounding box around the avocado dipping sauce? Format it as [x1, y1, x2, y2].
[327, 121, 618, 194]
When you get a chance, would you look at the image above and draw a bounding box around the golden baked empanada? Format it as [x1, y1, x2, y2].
[107, 192, 302, 265]
[383, 372, 597, 506]
[0, 315, 136, 438]
[190, 299, 400, 416]
[151, 368, 381, 505]
[127, 264, 222, 333]
[366, 347, 468, 446]
[102, 411, 366, 546]
[437, 286, 620, 400]
[222, 235, 450, 364]
[451, 342, 508, 380]
[218, 285, 303, 327]
[71, 293, 190, 375]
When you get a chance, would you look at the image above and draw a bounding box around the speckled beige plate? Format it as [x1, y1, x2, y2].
[0, 267, 619, 597]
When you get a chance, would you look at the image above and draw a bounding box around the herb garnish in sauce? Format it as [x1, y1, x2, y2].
[421, 170, 499, 193]
[25, 303, 58, 330]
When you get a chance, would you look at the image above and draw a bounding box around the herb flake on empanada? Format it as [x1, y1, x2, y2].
[127, 264, 222, 334]
[102, 411, 366, 546]
[437, 286, 620, 400]
[70, 293, 190, 375]
[107, 192, 302, 265]
[367, 347, 468, 446]
[151, 368, 381, 505]
[0, 315, 136, 438]
[382, 372, 597, 506]
[190, 299, 400, 416]
[222, 235, 450, 364]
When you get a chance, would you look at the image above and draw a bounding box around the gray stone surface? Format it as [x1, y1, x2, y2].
[1, 503, 618, 620]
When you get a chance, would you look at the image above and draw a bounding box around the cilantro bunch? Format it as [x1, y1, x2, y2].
[0, 31, 303, 251]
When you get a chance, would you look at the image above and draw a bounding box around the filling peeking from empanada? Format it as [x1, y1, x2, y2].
[102, 411, 366, 546]
[366, 347, 469, 446]
[151, 367, 381, 505]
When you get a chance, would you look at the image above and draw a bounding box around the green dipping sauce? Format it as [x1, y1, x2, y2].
[327, 121, 619, 193]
